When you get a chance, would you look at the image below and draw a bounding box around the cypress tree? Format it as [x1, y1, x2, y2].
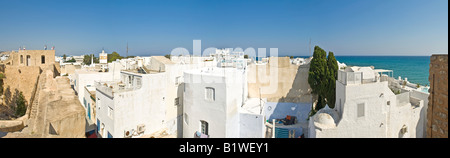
[308, 46, 328, 97]
[326, 52, 338, 108]
[308, 46, 328, 112]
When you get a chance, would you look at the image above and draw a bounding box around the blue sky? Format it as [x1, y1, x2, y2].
[0, 0, 447, 56]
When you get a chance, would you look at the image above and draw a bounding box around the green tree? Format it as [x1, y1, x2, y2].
[63, 54, 67, 60]
[315, 95, 326, 111]
[15, 91, 27, 117]
[108, 51, 123, 62]
[164, 54, 171, 59]
[83, 55, 92, 65]
[66, 58, 76, 62]
[0, 73, 5, 95]
[308, 46, 328, 97]
[244, 55, 248, 59]
[326, 52, 338, 108]
[308, 46, 329, 116]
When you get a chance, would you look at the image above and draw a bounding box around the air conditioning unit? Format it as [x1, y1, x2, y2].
[137, 124, 145, 134]
[124, 130, 132, 138]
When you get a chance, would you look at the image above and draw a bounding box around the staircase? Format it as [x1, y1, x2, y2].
[28, 82, 40, 119]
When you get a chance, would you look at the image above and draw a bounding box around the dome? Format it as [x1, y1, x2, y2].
[314, 113, 336, 126]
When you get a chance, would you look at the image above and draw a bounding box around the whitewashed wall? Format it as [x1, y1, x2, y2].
[74, 71, 114, 107]
[183, 68, 247, 138]
[95, 72, 166, 138]
[310, 80, 426, 138]
[239, 113, 264, 138]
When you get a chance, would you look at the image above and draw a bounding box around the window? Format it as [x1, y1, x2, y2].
[97, 98, 101, 110]
[108, 106, 113, 119]
[357, 103, 365, 118]
[387, 101, 391, 105]
[184, 113, 189, 125]
[88, 103, 91, 119]
[200, 120, 209, 135]
[20, 55, 23, 64]
[128, 76, 132, 85]
[136, 78, 141, 87]
[41, 55, 45, 64]
[83, 98, 86, 107]
[205, 87, 215, 101]
[175, 97, 180, 106]
[26, 55, 30, 66]
[97, 119, 101, 132]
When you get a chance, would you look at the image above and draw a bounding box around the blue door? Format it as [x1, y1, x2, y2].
[88, 103, 91, 119]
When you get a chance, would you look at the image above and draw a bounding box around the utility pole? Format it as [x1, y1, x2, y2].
[127, 42, 128, 58]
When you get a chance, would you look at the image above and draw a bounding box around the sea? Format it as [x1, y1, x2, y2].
[288, 56, 431, 86]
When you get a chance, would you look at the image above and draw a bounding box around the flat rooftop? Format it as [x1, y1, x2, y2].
[184, 67, 242, 77]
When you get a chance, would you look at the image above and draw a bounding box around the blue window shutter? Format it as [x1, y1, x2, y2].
[88, 103, 91, 119]
[97, 119, 100, 132]
[107, 132, 113, 138]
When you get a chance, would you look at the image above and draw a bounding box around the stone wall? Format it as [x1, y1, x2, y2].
[45, 77, 86, 138]
[1, 65, 41, 119]
[2, 70, 86, 137]
[247, 57, 312, 103]
[427, 54, 448, 138]
[9, 50, 55, 67]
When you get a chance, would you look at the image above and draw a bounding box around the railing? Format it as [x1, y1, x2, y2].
[338, 71, 363, 85]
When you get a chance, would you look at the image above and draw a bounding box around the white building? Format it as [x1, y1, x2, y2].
[99, 50, 108, 64]
[87, 55, 218, 138]
[211, 48, 245, 67]
[72, 55, 84, 64]
[83, 86, 97, 124]
[337, 60, 347, 69]
[170, 55, 217, 67]
[308, 66, 426, 138]
[291, 57, 308, 66]
[95, 69, 167, 138]
[55, 56, 64, 64]
[74, 69, 118, 106]
[0, 54, 9, 61]
[182, 67, 262, 138]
